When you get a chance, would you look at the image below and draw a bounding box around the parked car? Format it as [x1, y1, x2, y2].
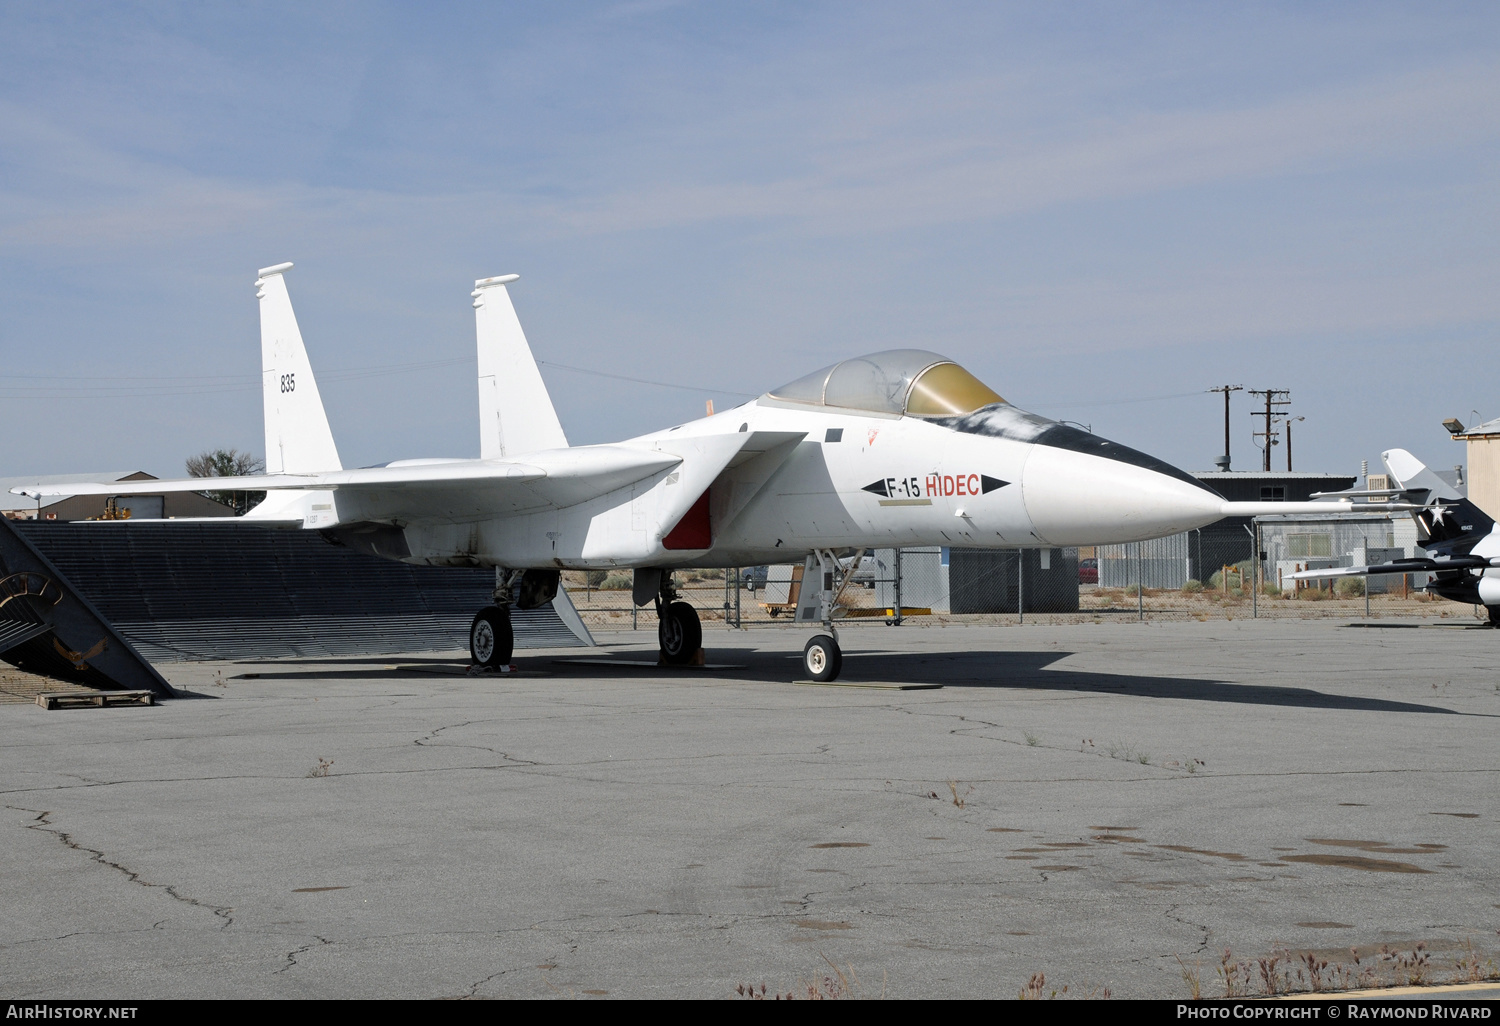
[1079, 557, 1098, 585]
[742, 566, 770, 593]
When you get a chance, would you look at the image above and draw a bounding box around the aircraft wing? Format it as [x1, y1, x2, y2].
[10, 445, 682, 522]
[1289, 555, 1499, 581]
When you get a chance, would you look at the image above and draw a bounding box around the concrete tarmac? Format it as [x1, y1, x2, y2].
[2, 618, 1498, 999]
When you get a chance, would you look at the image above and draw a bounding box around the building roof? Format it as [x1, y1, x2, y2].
[1456, 417, 1500, 439]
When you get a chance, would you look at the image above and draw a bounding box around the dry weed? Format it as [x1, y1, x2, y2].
[737, 955, 867, 1000]
[306, 757, 334, 778]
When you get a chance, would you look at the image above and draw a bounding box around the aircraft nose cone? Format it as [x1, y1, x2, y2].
[1021, 442, 1222, 546]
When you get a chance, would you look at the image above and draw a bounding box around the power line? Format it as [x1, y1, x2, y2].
[1018, 389, 1209, 411]
[0, 357, 472, 400]
[537, 360, 757, 397]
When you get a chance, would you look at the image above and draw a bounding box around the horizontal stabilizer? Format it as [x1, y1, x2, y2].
[57, 516, 305, 527]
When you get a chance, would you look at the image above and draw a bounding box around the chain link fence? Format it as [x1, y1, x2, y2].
[561, 527, 1472, 631]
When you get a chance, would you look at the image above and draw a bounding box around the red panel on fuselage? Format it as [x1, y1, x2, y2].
[662, 489, 711, 550]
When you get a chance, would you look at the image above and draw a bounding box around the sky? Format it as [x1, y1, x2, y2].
[2, 2, 1498, 481]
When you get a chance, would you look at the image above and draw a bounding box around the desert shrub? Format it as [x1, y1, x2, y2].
[1336, 576, 1366, 597]
[1181, 579, 1204, 594]
[1261, 582, 1281, 596]
[1209, 560, 1255, 592]
[585, 569, 609, 588]
[600, 573, 632, 590]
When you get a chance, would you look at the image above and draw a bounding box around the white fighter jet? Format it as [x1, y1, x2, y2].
[19, 263, 1367, 680]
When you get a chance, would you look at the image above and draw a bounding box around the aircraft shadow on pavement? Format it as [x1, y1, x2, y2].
[828, 648, 1472, 715]
[215, 669, 440, 681]
[213, 648, 1472, 716]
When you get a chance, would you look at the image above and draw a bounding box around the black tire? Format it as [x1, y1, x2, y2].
[470, 606, 514, 668]
[658, 601, 702, 665]
[802, 634, 841, 682]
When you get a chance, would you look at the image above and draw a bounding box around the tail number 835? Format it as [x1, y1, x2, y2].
[280, 373, 296, 393]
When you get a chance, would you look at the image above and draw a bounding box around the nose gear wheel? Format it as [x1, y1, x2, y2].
[802, 634, 842, 681]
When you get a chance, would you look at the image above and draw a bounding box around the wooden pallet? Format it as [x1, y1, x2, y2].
[36, 690, 155, 710]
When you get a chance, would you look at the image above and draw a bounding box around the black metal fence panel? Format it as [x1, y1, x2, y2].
[14, 521, 588, 660]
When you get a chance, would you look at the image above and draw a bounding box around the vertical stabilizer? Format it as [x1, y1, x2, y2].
[257, 262, 342, 474]
[1383, 449, 1455, 500]
[472, 274, 568, 458]
[1384, 448, 1493, 547]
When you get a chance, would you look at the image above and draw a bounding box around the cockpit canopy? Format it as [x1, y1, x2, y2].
[768, 349, 1004, 417]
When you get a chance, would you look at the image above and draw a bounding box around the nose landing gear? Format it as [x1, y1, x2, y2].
[797, 549, 846, 681]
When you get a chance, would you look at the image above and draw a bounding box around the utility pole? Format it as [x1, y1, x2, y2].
[1209, 385, 1242, 471]
[1286, 416, 1304, 472]
[1248, 389, 1290, 472]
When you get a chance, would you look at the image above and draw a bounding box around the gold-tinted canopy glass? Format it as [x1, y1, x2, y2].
[905, 362, 1004, 416]
[769, 350, 1003, 417]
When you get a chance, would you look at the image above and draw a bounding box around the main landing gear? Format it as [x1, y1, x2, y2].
[655, 573, 702, 665]
[469, 569, 562, 669]
[470, 605, 513, 669]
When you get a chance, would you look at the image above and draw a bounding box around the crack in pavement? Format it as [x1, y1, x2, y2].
[0, 924, 168, 951]
[1165, 903, 1212, 955]
[457, 968, 511, 999]
[413, 721, 475, 746]
[11, 806, 235, 930]
[274, 935, 332, 974]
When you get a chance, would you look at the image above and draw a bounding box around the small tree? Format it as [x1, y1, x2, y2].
[186, 448, 266, 515]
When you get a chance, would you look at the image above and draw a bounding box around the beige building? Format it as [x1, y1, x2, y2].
[1452, 418, 1500, 518]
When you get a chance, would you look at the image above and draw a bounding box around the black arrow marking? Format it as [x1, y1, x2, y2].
[862, 479, 890, 497]
[981, 475, 1009, 494]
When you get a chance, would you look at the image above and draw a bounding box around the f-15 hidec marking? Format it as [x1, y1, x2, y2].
[862, 474, 1009, 504]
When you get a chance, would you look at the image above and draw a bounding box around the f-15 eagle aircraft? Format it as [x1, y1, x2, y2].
[18, 263, 1367, 680]
[1290, 449, 1500, 622]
